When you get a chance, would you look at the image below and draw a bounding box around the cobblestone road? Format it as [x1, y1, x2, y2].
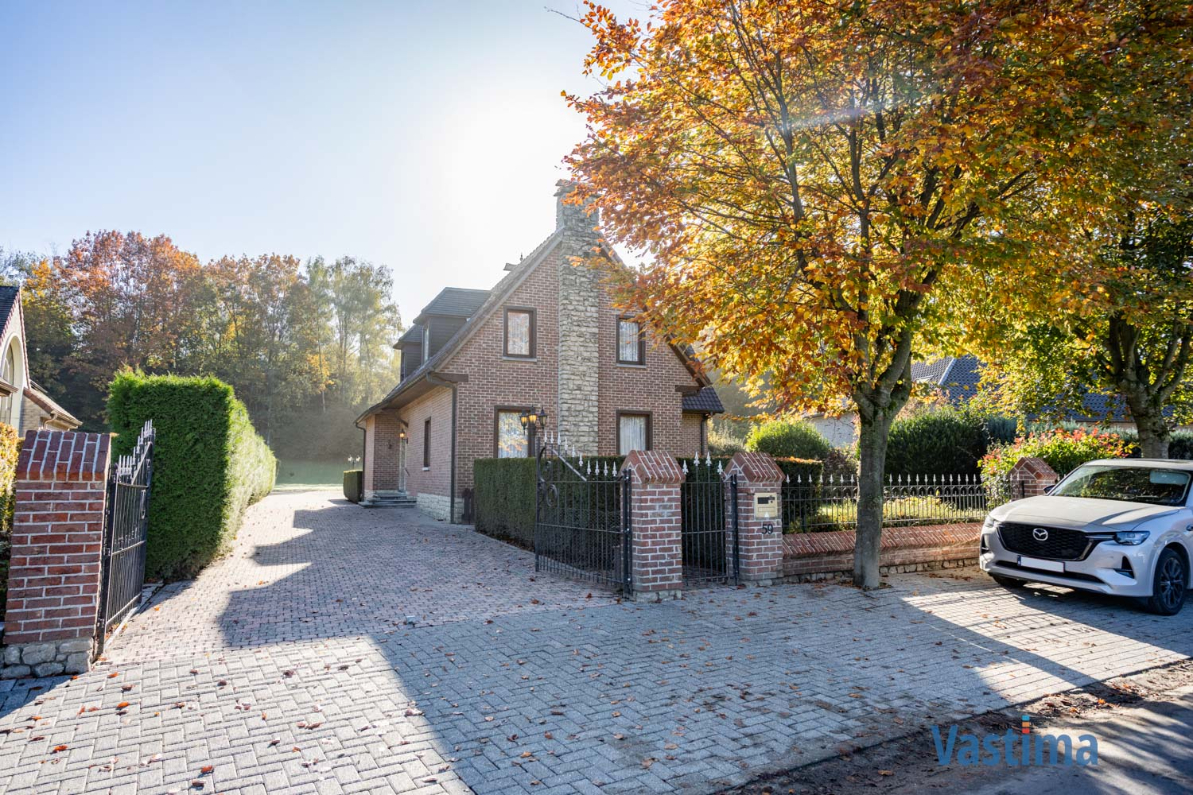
[2, 490, 1192, 794]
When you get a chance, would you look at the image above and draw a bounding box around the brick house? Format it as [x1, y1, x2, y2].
[355, 183, 723, 521]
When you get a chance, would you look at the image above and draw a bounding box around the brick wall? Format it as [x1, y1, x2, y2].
[781, 523, 982, 580]
[402, 387, 454, 505]
[596, 286, 705, 458]
[449, 248, 561, 497]
[2, 429, 111, 678]
[365, 411, 402, 496]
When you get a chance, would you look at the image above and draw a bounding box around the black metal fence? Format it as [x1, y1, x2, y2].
[97, 420, 155, 650]
[534, 445, 632, 594]
[679, 458, 737, 586]
[782, 472, 1009, 533]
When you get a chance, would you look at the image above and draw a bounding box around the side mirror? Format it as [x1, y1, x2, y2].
[1043, 484, 1056, 495]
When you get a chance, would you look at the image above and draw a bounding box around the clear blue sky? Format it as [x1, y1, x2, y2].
[0, 0, 641, 323]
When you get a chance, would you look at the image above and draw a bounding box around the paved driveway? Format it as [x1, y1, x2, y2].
[2, 490, 1193, 794]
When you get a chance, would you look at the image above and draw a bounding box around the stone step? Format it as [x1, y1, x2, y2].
[361, 495, 418, 508]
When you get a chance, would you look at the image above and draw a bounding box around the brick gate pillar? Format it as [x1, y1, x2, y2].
[1, 430, 111, 678]
[1009, 456, 1059, 499]
[620, 450, 683, 602]
[725, 452, 784, 585]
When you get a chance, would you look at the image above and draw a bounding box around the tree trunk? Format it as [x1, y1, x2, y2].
[854, 411, 895, 589]
[1134, 410, 1171, 458]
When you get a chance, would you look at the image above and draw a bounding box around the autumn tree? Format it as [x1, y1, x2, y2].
[962, 2, 1193, 457]
[565, 0, 1115, 587]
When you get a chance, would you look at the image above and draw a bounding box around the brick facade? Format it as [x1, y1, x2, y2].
[620, 451, 684, 601]
[362, 185, 715, 521]
[1, 429, 110, 678]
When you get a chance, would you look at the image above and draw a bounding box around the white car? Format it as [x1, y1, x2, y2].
[979, 459, 1193, 615]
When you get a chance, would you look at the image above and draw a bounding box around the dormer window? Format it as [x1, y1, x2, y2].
[617, 317, 645, 365]
[504, 308, 536, 359]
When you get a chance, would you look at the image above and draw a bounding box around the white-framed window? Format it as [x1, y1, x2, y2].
[618, 412, 650, 455]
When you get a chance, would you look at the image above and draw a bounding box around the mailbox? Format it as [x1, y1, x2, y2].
[754, 491, 778, 520]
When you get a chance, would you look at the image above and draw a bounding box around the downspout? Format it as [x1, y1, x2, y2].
[426, 373, 459, 523]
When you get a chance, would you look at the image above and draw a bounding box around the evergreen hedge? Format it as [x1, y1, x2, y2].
[108, 371, 276, 580]
[473, 458, 538, 547]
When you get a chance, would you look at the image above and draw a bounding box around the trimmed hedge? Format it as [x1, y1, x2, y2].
[0, 423, 21, 620]
[474, 458, 538, 547]
[343, 470, 363, 503]
[108, 371, 276, 580]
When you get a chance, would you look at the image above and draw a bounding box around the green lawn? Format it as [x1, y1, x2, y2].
[274, 459, 350, 491]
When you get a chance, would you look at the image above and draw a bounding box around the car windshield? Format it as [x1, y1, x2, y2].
[1052, 465, 1192, 506]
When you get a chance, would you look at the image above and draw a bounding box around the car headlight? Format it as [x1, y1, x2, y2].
[983, 515, 998, 530]
[1113, 531, 1150, 546]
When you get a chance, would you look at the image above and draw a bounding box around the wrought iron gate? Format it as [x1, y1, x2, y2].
[96, 420, 155, 651]
[534, 443, 632, 595]
[679, 458, 738, 586]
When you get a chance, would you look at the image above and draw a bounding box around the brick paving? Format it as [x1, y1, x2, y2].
[3, 489, 1193, 794]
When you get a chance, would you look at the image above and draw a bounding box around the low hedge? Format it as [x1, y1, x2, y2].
[343, 470, 363, 503]
[108, 371, 277, 580]
[885, 408, 988, 477]
[473, 454, 822, 548]
[0, 423, 21, 620]
[745, 420, 832, 461]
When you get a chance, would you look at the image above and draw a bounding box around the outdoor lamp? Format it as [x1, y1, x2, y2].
[399, 429, 407, 441]
[520, 408, 545, 429]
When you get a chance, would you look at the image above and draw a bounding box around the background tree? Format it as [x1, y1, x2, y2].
[960, 1, 1193, 457]
[565, 0, 1095, 587]
[9, 233, 403, 460]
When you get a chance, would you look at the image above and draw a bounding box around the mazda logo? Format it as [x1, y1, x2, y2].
[1032, 527, 1050, 542]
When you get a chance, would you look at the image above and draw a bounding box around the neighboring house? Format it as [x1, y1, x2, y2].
[804, 354, 1163, 446]
[0, 286, 81, 433]
[355, 182, 723, 520]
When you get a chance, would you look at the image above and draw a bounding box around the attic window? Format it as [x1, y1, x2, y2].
[504, 308, 535, 358]
[617, 317, 645, 364]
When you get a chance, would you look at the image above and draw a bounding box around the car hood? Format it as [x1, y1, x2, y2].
[991, 496, 1184, 532]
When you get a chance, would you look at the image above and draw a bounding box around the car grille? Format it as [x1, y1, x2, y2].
[998, 522, 1098, 561]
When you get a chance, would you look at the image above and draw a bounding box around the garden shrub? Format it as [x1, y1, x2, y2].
[0, 423, 21, 620]
[108, 371, 277, 580]
[885, 408, 988, 477]
[707, 426, 746, 456]
[1169, 430, 1193, 459]
[746, 420, 832, 461]
[980, 427, 1131, 480]
[343, 470, 363, 503]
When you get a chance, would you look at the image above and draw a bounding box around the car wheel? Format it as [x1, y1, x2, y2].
[1145, 548, 1187, 616]
[990, 573, 1025, 590]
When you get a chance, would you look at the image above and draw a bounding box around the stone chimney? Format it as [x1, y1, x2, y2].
[555, 180, 600, 239]
[554, 181, 601, 455]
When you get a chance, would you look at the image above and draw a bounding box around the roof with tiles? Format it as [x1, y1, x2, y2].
[413, 287, 491, 324]
[682, 386, 724, 414]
